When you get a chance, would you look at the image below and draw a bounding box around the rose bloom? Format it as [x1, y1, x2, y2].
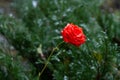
[61, 23, 86, 47]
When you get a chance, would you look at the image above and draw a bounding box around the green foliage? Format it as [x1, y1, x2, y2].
[0, 0, 120, 80]
[0, 49, 38, 80]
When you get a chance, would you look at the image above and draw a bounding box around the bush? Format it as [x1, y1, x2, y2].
[0, 0, 120, 80]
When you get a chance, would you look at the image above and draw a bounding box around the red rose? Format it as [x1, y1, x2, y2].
[61, 23, 86, 47]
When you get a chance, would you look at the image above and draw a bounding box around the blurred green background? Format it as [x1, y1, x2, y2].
[0, 0, 120, 80]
